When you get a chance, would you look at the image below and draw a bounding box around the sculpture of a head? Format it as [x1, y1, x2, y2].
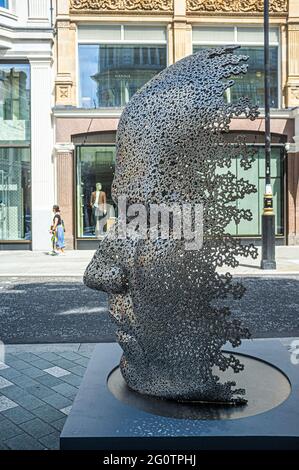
[84, 47, 258, 404]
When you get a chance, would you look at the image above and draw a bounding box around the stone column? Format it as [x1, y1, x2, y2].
[167, 23, 174, 65]
[281, 24, 287, 108]
[287, 150, 299, 245]
[30, 58, 55, 251]
[172, 0, 191, 62]
[287, 110, 299, 245]
[286, 0, 299, 107]
[55, 143, 75, 249]
[55, 0, 77, 106]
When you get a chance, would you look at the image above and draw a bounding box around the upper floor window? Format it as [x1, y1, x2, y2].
[0, 63, 31, 145]
[0, 0, 8, 8]
[78, 25, 167, 108]
[193, 26, 280, 108]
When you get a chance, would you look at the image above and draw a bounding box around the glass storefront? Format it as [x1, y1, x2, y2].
[220, 146, 284, 236]
[76, 143, 284, 241]
[76, 146, 116, 238]
[79, 44, 167, 108]
[0, 63, 30, 144]
[0, 0, 8, 8]
[0, 62, 31, 241]
[0, 148, 31, 240]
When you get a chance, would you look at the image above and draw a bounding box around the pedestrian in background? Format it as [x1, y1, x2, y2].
[50, 205, 65, 254]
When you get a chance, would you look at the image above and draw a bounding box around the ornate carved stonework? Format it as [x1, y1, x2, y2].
[291, 87, 299, 101]
[187, 0, 287, 13]
[55, 79, 73, 106]
[70, 0, 173, 12]
[59, 86, 70, 99]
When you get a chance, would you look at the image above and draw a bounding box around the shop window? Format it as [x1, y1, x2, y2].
[0, 62, 31, 242]
[0, 148, 31, 241]
[78, 25, 167, 108]
[76, 144, 283, 240]
[0, 1, 8, 8]
[219, 146, 284, 236]
[193, 26, 280, 108]
[0, 63, 31, 144]
[76, 146, 116, 238]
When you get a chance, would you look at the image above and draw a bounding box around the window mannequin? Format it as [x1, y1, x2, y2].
[90, 182, 107, 237]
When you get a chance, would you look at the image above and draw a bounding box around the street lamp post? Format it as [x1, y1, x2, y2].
[261, 0, 276, 269]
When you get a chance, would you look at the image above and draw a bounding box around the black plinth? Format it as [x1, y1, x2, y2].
[60, 340, 299, 450]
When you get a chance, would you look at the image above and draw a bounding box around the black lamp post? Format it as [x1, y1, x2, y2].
[261, 0, 276, 269]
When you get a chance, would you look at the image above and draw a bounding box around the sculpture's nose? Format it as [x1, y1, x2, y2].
[83, 252, 128, 295]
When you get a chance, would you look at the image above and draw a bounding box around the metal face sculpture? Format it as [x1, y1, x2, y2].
[84, 46, 258, 404]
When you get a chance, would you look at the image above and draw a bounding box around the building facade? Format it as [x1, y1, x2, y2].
[53, 0, 299, 250]
[0, 0, 54, 250]
[2, 0, 299, 251]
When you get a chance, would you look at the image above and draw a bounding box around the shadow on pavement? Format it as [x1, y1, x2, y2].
[0, 276, 298, 344]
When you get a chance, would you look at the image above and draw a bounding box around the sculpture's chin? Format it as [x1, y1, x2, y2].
[119, 356, 247, 406]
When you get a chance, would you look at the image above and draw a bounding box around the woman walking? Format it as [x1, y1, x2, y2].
[50, 205, 65, 254]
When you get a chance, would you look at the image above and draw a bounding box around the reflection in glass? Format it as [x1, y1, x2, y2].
[76, 145, 283, 239]
[0, 63, 31, 144]
[0, 148, 31, 240]
[193, 46, 278, 108]
[77, 146, 116, 237]
[222, 147, 284, 236]
[0, 0, 8, 8]
[79, 45, 167, 108]
[0, 62, 31, 241]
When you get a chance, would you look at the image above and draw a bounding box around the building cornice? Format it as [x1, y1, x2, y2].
[52, 107, 296, 119]
[70, 0, 173, 14]
[0, 6, 18, 21]
[54, 143, 75, 154]
[69, 0, 288, 16]
[0, 24, 53, 52]
[53, 107, 123, 118]
[186, 0, 288, 15]
[0, 22, 53, 34]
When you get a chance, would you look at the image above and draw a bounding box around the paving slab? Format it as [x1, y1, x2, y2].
[31, 405, 66, 423]
[2, 407, 35, 425]
[0, 418, 23, 440]
[5, 433, 45, 450]
[19, 418, 56, 439]
[38, 431, 60, 450]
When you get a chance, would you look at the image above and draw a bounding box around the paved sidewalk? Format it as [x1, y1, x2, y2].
[0, 338, 298, 450]
[0, 343, 95, 450]
[0, 250, 94, 278]
[0, 246, 299, 277]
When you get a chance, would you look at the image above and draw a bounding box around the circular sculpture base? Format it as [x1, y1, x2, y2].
[108, 352, 291, 420]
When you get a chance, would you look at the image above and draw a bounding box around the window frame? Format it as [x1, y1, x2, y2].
[76, 23, 168, 109]
[75, 143, 117, 240]
[192, 25, 281, 109]
[0, 145, 32, 242]
[0, 60, 31, 243]
[0, 60, 31, 146]
[235, 143, 285, 237]
[0, 0, 9, 10]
